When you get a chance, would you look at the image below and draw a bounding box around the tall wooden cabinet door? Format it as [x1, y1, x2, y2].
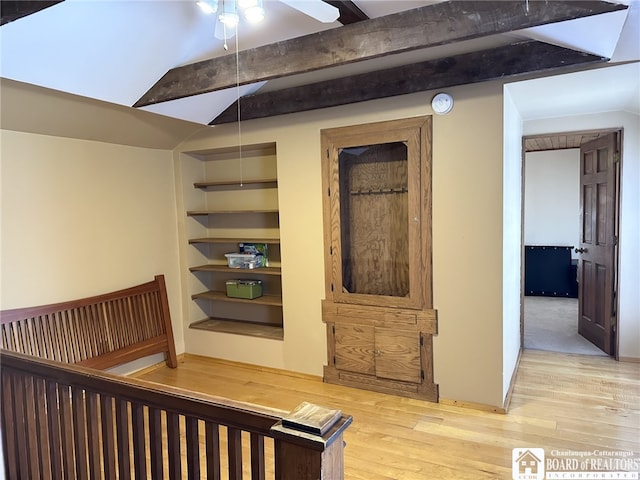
[334, 324, 375, 375]
[374, 328, 421, 383]
[321, 116, 432, 310]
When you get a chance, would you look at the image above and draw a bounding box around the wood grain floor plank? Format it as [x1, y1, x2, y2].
[135, 350, 640, 479]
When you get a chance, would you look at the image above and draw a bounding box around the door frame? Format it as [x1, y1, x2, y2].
[519, 128, 622, 358]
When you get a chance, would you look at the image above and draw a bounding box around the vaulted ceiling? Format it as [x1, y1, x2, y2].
[1, 0, 638, 126]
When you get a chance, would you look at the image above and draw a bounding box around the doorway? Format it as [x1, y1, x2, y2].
[521, 129, 621, 358]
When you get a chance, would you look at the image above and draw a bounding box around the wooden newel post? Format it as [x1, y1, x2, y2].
[270, 402, 352, 480]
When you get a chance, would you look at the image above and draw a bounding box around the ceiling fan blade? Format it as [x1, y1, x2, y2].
[278, 0, 339, 23]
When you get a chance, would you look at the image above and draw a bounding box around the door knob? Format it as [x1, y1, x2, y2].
[575, 247, 587, 254]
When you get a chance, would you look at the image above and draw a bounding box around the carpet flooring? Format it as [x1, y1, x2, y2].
[524, 296, 607, 356]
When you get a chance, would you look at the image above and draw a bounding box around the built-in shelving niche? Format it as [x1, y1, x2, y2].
[182, 142, 283, 340]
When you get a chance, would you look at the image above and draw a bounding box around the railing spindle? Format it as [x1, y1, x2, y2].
[132, 293, 145, 343]
[46, 380, 64, 478]
[56, 311, 71, 363]
[35, 377, 53, 479]
[148, 407, 164, 478]
[64, 310, 77, 362]
[85, 304, 99, 358]
[115, 398, 131, 480]
[167, 411, 182, 480]
[13, 376, 30, 477]
[85, 392, 102, 480]
[228, 426, 243, 480]
[47, 313, 62, 362]
[32, 316, 44, 358]
[59, 384, 77, 479]
[16, 319, 27, 354]
[71, 386, 89, 480]
[112, 299, 125, 351]
[250, 432, 266, 480]
[100, 394, 117, 480]
[74, 307, 88, 362]
[131, 401, 147, 479]
[2, 372, 20, 478]
[24, 375, 41, 478]
[205, 422, 222, 480]
[186, 416, 201, 480]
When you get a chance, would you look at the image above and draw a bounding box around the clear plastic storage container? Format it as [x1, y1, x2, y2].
[225, 253, 259, 269]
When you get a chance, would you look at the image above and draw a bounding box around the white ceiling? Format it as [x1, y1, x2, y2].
[507, 62, 640, 120]
[1, 0, 638, 126]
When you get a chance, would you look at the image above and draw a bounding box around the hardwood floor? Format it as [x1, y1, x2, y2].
[134, 349, 640, 479]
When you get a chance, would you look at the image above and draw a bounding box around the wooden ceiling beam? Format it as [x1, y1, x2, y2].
[0, 0, 63, 26]
[210, 41, 607, 125]
[323, 1, 369, 25]
[134, 1, 625, 107]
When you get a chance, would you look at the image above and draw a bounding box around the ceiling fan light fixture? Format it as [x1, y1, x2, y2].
[238, 0, 258, 8]
[197, 0, 218, 15]
[219, 12, 239, 27]
[219, 0, 239, 27]
[244, 3, 265, 24]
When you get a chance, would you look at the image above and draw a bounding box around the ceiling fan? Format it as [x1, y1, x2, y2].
[197, 0, 340, 47]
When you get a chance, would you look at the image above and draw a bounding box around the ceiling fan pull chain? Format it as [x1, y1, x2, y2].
[235, 24, 243, 186]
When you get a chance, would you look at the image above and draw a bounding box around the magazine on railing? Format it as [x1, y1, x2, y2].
[281, 401, 342, 436]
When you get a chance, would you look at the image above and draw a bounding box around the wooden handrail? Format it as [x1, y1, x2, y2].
[1, 350, 352, 479]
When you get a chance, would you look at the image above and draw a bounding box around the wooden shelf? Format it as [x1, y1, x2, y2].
[187, 209, 279, 216]
[189, 237, 280, 245]
[192, 290, 283, 306]
[190, 265, 282, 276]
[194, 179, 278, 190]
[184, 143, 283, 338]
[190, 318, 284, 340]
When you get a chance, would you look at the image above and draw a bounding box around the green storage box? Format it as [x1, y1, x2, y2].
[226, 280, 263, 299]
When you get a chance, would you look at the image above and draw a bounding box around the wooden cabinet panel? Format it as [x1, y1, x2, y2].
[321, 117, 437, 402]
[374, 329, 421, 384]
[325, 125, 426, 310]
[334, 324, 375, 375]
[335, 306, 417, 325]
[339, 144, 410, 299]
[333, 325, 422, 384]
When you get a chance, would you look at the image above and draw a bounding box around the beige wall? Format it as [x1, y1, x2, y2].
[177, 81, 506, 407]
[0, 130, 186, 369]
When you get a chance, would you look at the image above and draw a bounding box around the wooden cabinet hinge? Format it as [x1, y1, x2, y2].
[331, 283, 334, 292]
[421, 370, 425, 381]
[333, 355, 336, 365]
[330, 246, 333, 255]
[332, 325, 335, 334]
[327, 187, 331, 196]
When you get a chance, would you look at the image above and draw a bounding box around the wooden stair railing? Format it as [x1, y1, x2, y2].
[1, 350, 352, 480]
[0, 274, 178, 370]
